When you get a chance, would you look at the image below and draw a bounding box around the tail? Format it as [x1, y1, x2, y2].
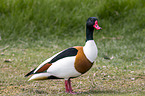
[25, 68, 36, 77]
[28, 73, 51, 81]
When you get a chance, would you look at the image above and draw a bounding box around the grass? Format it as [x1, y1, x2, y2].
[0, 0, 145, 95]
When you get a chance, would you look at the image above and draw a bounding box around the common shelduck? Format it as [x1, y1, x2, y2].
[25, 17, 102, 94]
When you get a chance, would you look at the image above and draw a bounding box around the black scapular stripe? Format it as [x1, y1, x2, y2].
[49, 48, 78, 63]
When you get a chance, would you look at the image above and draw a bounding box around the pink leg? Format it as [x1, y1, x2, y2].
[65, 80, 69, 93]
[68, 79, 73, 93]
[65, 79, 77, 94]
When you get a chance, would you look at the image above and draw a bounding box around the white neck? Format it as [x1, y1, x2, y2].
[83, 40, 98, 63]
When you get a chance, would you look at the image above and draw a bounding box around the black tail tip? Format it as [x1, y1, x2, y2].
[24, 68, 36, 77]
[24, 74, 29, 77]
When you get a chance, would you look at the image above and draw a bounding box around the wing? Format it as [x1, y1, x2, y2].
[25, 47, 78, 77]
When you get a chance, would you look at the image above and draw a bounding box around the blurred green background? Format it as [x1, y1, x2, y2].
[0, 0, 144, 47]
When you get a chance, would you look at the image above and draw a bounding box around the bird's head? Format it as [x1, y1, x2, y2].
[86, 17, 102, 30]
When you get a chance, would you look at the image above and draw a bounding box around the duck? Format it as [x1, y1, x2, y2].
[25, 17, 102, 94]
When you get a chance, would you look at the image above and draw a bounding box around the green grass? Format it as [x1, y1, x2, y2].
[0, 0, 145, 95]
